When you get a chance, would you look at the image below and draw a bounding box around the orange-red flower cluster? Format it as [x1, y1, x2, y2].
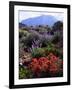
[28, 57, 50, 76]
[28, 53, 63, 77]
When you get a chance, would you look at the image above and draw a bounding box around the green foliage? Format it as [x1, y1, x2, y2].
[44, 43, 55, 55]
[19, 66, 32, 79]
[22, 33, 39, 47]
[31, 48, 45, 58]
[39, 37, 49, 47]
[19, 22, 63, 78]
[52, 21, 63, 31]
[31, 43, 63, 59]
[54, 49, 63, 59]
[19, 29, 30, 38]
[44, 43, 63, 59]
[52, 34, 60, 44]
[19, 31, 24, 38]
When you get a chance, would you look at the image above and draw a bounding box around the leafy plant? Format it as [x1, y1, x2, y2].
[52, 21, 63, 31]
[31, 48, 45, 58]
[52, 34, 60, 44]
[22, 33, 39, 47]
[44, 44, 63, 59]
[19, 66, 32, 79]
[54, 49, 63, 59]
[39, 36, 49, 47]
[19, 29, 30, 38]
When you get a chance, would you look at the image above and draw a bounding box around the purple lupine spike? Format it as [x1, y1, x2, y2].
[29, 48, 32, 52]
[32, 44, 34, 49]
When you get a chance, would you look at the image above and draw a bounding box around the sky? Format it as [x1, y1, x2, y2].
[19, 10, 63, 22]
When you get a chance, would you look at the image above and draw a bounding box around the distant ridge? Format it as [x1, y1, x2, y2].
[21, 15, 58, 26]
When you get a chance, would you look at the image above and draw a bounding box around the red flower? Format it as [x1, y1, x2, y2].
[28, 52, 63, 77]
[32, 58, 38, 63]
[49, 63, 58, 73]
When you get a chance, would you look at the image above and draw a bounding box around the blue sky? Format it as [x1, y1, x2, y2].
[19, 11, 63, 22]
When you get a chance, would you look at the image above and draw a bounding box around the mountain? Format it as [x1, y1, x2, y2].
[21, 15, 58, 26]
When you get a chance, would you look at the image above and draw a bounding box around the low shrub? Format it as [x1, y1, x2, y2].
[31, 48, 45, 58]
[22, 33, 39, 47]
[19, 66, 32, 79]
[44, 43, 63, 59]
[39, 37, 49, 47]
[19, 29, 30, 38]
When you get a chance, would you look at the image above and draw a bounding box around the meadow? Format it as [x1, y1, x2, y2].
[19, 21, 63, 79]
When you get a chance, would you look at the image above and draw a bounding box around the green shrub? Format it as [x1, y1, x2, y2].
[19, 66, 32, 79]
[31, 43, 56, 58]
[44, 46, 54, 55]
[22, 33, 39, 47]
[19, 31, 24, 38]
[19, 29, 30, 38]
[39, 37, 49, 47]
[31, 48, 45, 58]
[44, 43, 63, 59]
[52, 34, 60, 44]
[54, 49, 63, 59]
